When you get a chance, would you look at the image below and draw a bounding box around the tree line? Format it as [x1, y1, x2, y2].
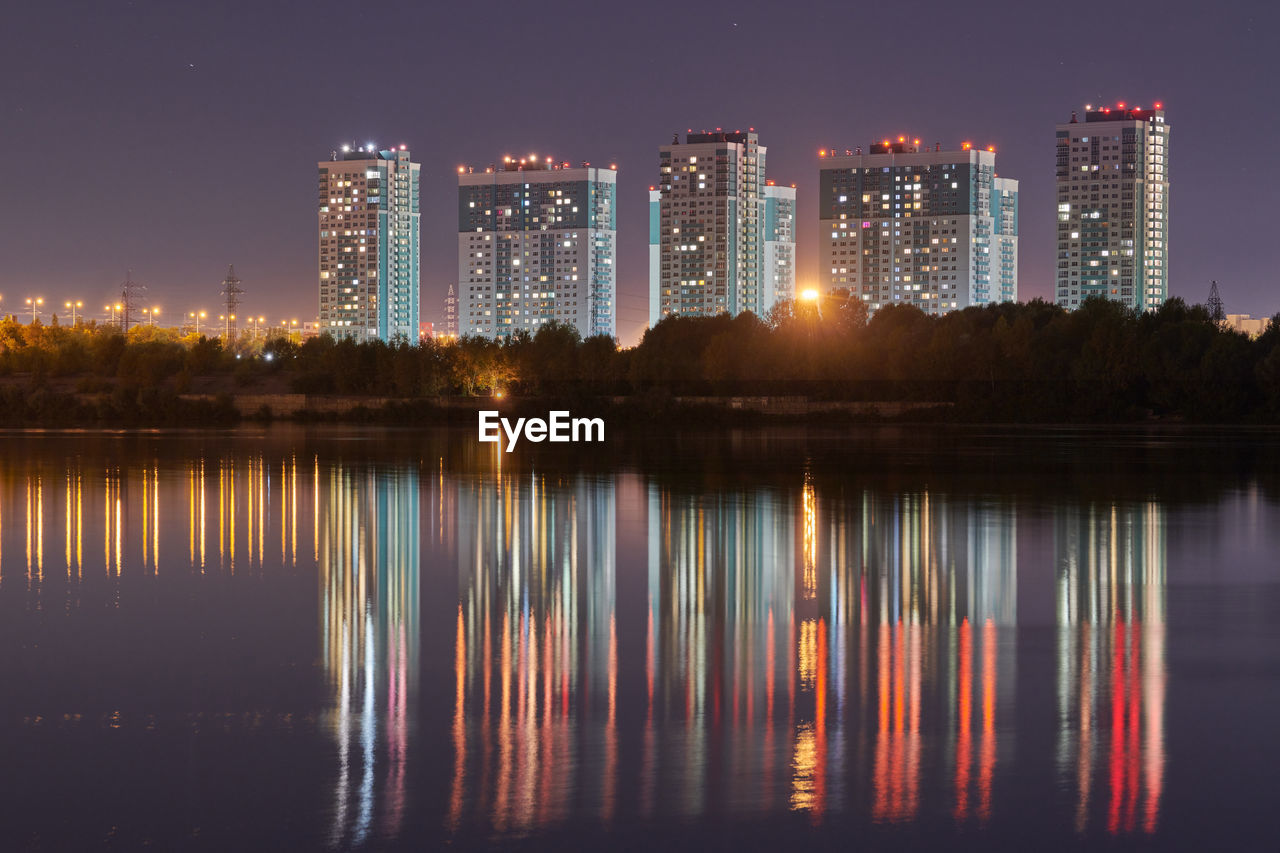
[3, 296, 1280, 422]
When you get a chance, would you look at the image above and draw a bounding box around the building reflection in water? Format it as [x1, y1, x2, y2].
[1055, 502, 1166, 835]
[446, 473, 1018, 833]
[643, 485, 1016, 827]
[320, 465, 420, 849]
[449, 469, 617, 835]
[0, 448, 1170, 840]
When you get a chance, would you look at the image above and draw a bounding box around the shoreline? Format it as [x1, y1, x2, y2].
[6, 387, 1280, 429]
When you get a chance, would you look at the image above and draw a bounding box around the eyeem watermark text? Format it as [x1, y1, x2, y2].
[478, 410, 604, 452]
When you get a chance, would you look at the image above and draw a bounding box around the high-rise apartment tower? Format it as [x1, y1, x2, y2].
[317, 144, 420, 342]
[649, 130, 794, 327]
[818, 138, 1018, 315]
[458, 156, 616, 339]
[1055, 103, 1169, 310]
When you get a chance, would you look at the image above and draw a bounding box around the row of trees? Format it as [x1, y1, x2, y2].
[3, 297, 1280, 421]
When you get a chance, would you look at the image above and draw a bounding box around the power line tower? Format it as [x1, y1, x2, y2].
[120, 270, 146, 332]
[221, 265, 244, 342]
[444, 284, 458, 337]
[1207, 280, 1225, 324]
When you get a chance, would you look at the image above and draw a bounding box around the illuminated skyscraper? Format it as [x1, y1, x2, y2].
[457, 157, 616, 339]
[818, 139, 1018, 315]
[649, 130, 794, 326]
[317, 144, 421, 342]
[763, 183, 796, 311]
[1055, 104, 1170, 311]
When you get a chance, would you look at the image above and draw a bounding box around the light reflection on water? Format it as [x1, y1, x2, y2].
[635, 484, 1023, 829]
[1055, 503, 1166, 835]
[321, 466, 419, 848]
[0, 429, 1274, 850]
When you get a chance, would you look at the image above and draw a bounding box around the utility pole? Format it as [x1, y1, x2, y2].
[221, 265, 244, 343]
[120, 270, 145, 332]
[1207, 280, 1225, 324]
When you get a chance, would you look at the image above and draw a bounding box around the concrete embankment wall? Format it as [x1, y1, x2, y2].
[180, 394, 491, 416]
[182, 393, 947, 419]
[665, 396, 948, 417]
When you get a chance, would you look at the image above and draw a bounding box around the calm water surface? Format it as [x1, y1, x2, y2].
[0, 426, 1277, 851]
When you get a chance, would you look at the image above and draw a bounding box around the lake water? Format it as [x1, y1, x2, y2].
[0, 426, 1277, 851]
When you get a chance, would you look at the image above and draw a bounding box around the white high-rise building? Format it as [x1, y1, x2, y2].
[1055, 103, 1170, 311]
[317, 144, 420, 342]
[818, 138, 1018, 316]
[458, 157, 616, 340]
[762, 183, 796, 311]
[649, 130, 794, 327]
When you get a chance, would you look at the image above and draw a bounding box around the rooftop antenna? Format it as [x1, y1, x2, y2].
[1207, 280, 1225, 324]
[221, 265, 244, 342]
[120, 270, 145, 332]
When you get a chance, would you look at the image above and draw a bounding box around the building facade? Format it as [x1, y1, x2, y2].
[317, 144, 420, 342]
[457, 158, 616, 340]
[1055, 104, 1170, 311]
[649, 130, 794, 328]
[763, 183, 797, 312]
[818, 139, 1018, 316]
[1225, 314, 1271, 338]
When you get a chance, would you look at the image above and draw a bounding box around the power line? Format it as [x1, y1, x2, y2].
[222, 265, 244, 341]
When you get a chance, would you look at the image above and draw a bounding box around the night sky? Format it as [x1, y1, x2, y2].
[5, 0, 1277, 345]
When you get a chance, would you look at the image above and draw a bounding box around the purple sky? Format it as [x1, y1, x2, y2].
[4, 0, 1276, 345]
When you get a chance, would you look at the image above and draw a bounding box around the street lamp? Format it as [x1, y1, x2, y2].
[142, 307, 159, 327]
[799, 288, 822, 320]
[25, 297, 43, 324]
[189, 310, 206, 336]
[64, 300, 83, 325]
[252, 315, 265, 339]
[114, 303, 123, 331]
